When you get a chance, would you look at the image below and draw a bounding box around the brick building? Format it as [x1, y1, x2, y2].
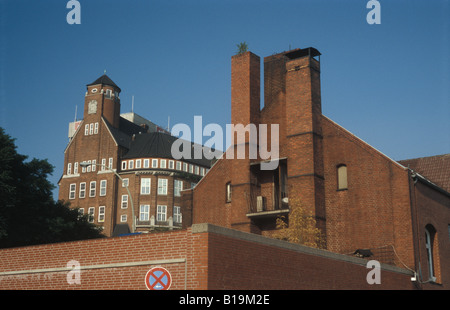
[58, 74, 213, 237]
[183, 48, 450, 287]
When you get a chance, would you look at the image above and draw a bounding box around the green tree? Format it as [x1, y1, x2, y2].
[0, 127, 103, 248]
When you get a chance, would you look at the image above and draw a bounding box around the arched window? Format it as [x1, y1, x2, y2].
[226, 182, 232, 203]
[337, 165, 348, 190]
[425, 225, 437, 282]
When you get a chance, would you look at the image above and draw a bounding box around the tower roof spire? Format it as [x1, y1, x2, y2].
[87, 73, 121, 92]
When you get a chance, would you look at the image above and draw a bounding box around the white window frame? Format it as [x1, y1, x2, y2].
[143, 159, 150, 168]
[92, 159, 96, 172]
[89, 181, 96, 197]
[157, 205, 167, 222]
[100, 180, 107, 196]
[140, 178, 151, 195]
[158, 178, 168, 195]
[122, 161, 127, 170]
[69, 183, 76, 199]
[101, 158, 106, 171]
[189, 164, 194, 174]
[89, 123, 94, 135]
[67, 163, 72, 175]
[88, 207, 95, 223]
[174, 180, 183, 197]
[160, 159, 166, 169]
[84, 124, 89, 135]
[74, 162, 78, 174]
[152, 159, 158, 168]
[120, 214, 127, 222]
[122, 178, 129, 187]
[136, 159, 141, 169]
[79, 182, 86, 198]
[121, 195, 128, 209]
[176, 161, 182, 171]
[128, 160, 134, 170]
[86, 160, 91, 172]
[183, 163, 188, 172]
[173, 206, 182, 223]
[108, 157, 113, 169]
[169, 160, 174, 170]
[139, 205, 150, 221]
[94, 122, 99, 134]
[98, 206, 105, 222]
[195, 166, 199, 175]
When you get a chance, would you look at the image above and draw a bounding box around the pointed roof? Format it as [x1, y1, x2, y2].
[87, 74, 121, 92]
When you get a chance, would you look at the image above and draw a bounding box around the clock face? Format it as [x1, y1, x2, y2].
[88, 100, 97, 114]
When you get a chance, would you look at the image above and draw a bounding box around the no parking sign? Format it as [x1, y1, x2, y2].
[145, 267, 172, 290]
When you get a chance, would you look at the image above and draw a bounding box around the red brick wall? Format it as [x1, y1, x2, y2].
[0, 224, 422, 290]
[322, 116, 415, 268]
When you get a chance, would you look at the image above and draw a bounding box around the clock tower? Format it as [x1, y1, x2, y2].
[84, 74, 121, 128]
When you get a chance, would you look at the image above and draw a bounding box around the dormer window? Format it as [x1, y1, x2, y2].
[105, 89, 112, 98]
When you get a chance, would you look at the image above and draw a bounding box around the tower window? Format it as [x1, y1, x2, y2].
[105, 89, 112, 98]
[79, 182, 86, 198]
[337, 165, 348, 190]
[69, 183, 76, 200]
[425, 225, 438, 282]
[100, 180, 107, 196]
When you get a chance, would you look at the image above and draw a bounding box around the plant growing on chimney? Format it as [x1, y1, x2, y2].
[236, 42, 248, 55]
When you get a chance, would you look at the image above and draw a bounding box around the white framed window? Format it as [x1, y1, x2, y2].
[98, 206, 105, 222]
[174, 180, 183, 197]
[173, 206, 182, 223]
[160, 159, 166, 169]
[425, 226, 437, 281]
[136, 159, 141, 169]
[176, 161, 182, 171]
[139, 205, 150, 221]
[189, 164, 194, 174]
[169, 160, 174, 170]
[121, 214, 127, 222]
[122, 178, 129, 187]
[94, 122, 99, 134]
[101, 158, 106, 171]
[69, 183, 76, 199]
[89, 181, 96, 197]
[92, 159, 96, 172]
[100, 180, 107, 196]
[195, 166, 199, 175]
[122, 161, 127, 170]
[152, 159, 158, 168]
[89, 123, 94, 135]
[158, 178, 168, 195]
[105, 89, 112, 98]
[140, 178, 151, 195]
[78, 208, 84, 219]
[82, 162, 86, 173]
[121, 195, 128, 209]
[157, 205, 167, 222]
[79, 182, 86, 198]
[84, 124, 89, 135]
[143, 159, 150, 168]
[74, 162, 78, 174]
[201, 168, 205, 176]
[88, 207, 95, 223]
[226, 182, 232, 203]
[183, 163, 188, 172]
[67, 163, 72, 175]
[86, 160, 91, 172]
[108, 158, 113, 169]
[128, 160, 134, 170]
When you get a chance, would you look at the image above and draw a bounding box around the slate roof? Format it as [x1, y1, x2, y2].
[398, 154, 450, 192]
[87, 74, 121, 92]
[122, 131, 215, 168]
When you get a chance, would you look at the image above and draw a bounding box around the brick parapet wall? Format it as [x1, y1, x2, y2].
[0, 223, 421, 290]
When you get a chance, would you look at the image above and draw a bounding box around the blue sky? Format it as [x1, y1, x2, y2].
[1, 0, 449, 198]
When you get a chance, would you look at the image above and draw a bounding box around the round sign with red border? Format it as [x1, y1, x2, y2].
[145, 267, 172, 290]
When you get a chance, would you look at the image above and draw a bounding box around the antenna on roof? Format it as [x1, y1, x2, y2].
[132, 95, 134, 113]
[167, 116, 170, 132]
[74, 105, 78, 122]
